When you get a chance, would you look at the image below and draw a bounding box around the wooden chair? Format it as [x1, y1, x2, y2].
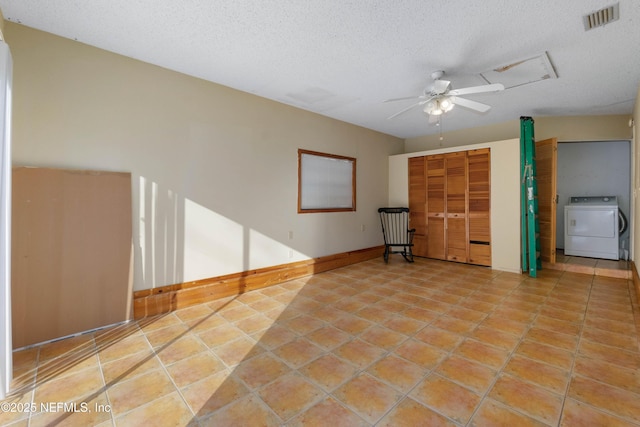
[377, 207, 415, 263]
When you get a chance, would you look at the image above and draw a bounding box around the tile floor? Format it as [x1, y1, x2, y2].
[2, 256, 640, 426]
[546, 250, 632, 279]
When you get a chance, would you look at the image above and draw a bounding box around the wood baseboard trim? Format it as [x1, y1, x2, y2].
[133, 246, 384, 319]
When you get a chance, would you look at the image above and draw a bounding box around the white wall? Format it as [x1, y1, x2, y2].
[389, 138, 521, 273]
[6, 23, 404, 292]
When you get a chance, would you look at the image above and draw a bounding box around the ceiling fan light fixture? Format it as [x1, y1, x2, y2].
[424, 96, 454, 116]
[440, 97, 454, 112]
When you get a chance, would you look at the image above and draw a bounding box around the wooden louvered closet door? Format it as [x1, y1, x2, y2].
[408, 157, 427, 256]
[468, 148, 491, 266]
[407, 148, 491, 266]
[445, 152, 468, 262]
[426, 155, 446, 260]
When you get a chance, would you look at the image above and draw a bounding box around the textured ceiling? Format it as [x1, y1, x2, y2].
[0, 1, 638, 138]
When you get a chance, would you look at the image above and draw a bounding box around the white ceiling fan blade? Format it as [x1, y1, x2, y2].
[450, 96, 491, 113]
[432, 79, 450, 94]
[449, 83, 504, 96]
[387, 99, 429, 119]
[384, 95, 426, 103]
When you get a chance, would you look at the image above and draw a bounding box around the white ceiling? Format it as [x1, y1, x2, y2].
[0, 1, 638, 139]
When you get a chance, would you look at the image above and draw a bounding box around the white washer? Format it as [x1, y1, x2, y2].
[564, 196, 619, 260]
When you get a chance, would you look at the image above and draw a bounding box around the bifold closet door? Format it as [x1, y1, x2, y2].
[408, 157, 427, 257]
[12, 168, 133, 348]
[426, 155, 446, 260]
[468, 148, 491, 266]
[445, 152, 468, 262]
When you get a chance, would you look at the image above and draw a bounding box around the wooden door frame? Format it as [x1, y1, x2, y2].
[535, 138, 558, 264]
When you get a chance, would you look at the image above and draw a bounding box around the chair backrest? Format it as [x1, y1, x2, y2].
[378, 207, 411, 245]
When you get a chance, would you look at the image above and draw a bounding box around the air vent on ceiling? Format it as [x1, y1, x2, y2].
[583, 3, 619, 31]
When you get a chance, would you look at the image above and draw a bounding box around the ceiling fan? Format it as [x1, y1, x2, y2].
[385, 70, 504, 120]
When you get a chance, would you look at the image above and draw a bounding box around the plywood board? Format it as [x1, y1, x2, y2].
[12, 167, 132, 348]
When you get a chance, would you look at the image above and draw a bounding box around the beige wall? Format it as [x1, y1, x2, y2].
[5, 23, 404, 292]
[405, 115, 632, 153]
[389, 139, 521, 273]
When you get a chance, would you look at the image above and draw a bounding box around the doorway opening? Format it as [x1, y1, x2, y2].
[550, 140, 632, 277]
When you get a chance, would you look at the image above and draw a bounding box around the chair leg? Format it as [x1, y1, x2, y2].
[401, 246, 414, 263]
[384, 246, 389, 263]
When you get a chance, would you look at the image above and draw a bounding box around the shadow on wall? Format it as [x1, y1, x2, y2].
[135, 175, 309, 291]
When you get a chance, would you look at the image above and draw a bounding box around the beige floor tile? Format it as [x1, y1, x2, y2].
[560, 398, 639, 427]
[436, 354, 497, 394]
[181, 313, 226, 333]
[258, 372, 324, 421]
[502, 354, 570, 394]
[271, 338, 324, 369]
[165, 351, 226, 389]
[35, 352, 101, 383]
[29, 392, 113, 427]
[305, 325, 351, 351]
[199, 394, 281, 426]
[410, 374, 482, 424]
[232, 352, 291, 389]
[34, 365, 104, 406]
[197, 323, 244, 349]
[137, 313, 182, 333]
[393, 339, 447, 370]
[280, 314, 325, 335]
[234, 313, 275, 335]
[174, 303, 214, 322]
[144, 323, 190, 348]
[106, 368, 176, 416]
[96, 334, 152, 364]
[413, 326, 464, 351]
[181, 370, 249, 418]
[525, 326, 579, 352]
[533, 315, 582, 336]
[489, 374, 564, 425]
[38, 334, 96, 362]
[287, 396, 368, 427]
[471, 398, 549, 427]
[155, 335, 208, 365]
[383, 315, 426, 335]
[331, 339, 385, 370]
[573, 355, 640, 394]
[378, 397, 457, 427]
[481, 314, 529, 335]
[367, 354, 425, 393]
[212, 337, 265, 367]
[568, 375, 640, 422]
[101, 349, 162, 384]
[5, 257, 640, 426]
[311, 306, 347, 323]
[468, 325, 520, 351]
[578, 339, 640, 370]
[517, 340, 575, 370]
[333, 373, 403, 424]
[332, 314, 373, 335]
[359, 325, 407, 350]
[251, 324, 297, 349]
[581, 326, 639, 352]
[218, 304, 259, 322]
[454, 339, 510, 370]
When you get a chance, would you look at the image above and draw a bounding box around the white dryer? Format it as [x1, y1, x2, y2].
[564, 196, 619, 260]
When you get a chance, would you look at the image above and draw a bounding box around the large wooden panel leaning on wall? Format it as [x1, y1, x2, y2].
[408, 148, 491, 266]
[12, 167, 133, 348]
